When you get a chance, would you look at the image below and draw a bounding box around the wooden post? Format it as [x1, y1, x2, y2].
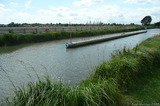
[36, 28, 38, 33]
[24, 28, 26, 34]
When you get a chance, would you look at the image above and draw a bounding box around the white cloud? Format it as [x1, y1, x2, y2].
[38, 6, 71, 14]
[1, 2, 160, 24]
[124, 0, 160, 5]
[32, 5, 160, 24]
[0, 3, 13, 13]
[137, 7, 160, 23]
[70, 12, 78, 16]
[37, 9, 53, 14]
[50, 6, 71, 11]
[0, 3, 5, 7]
[37, 6, 72, 18]
[10, 2, 18, 5]
[73, 0, 103, 7]
[25, 0, 32, 9]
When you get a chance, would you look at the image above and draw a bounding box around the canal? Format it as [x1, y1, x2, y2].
[0, 29, 160, 103]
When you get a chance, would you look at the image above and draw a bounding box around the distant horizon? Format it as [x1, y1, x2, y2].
[0, 22, 143, 26]
[0, 0, 160, 24]
[0, 22, 142, 25]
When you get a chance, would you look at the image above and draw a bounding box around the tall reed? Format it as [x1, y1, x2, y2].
[7, 77, 124, 106]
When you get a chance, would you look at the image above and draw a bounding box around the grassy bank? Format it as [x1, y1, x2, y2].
[92, 36, 160, 90]
[6, 34, 160, 105]
[0, 26, 146, 47]
[126, 67, 160, 104]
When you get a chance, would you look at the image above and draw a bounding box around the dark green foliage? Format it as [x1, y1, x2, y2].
[0, 27, 146, 47]
[1, 33, 17, 46]
[141, 16, 152, 26]
[8, 29, 14, 34]
[155, 22, 160, 26]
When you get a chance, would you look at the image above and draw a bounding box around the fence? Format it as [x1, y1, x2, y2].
[0, 26, 127, 34]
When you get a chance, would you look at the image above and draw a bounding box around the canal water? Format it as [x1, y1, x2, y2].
[0, 29, 160, 103]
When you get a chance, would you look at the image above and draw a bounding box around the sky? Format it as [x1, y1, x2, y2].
[0, 0, 160, 24]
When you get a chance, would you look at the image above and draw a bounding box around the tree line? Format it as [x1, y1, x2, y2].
[0, 16, 160, 27]
[0, 22, 139, 27]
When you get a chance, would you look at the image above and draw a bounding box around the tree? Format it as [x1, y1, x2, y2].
[130, 23, 135, 25]
[141, 16, 152, 26]
[154, 22, 160, 26]
[8, 22, 15, 27]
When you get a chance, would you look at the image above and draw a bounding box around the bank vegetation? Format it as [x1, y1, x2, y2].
[5, 34, 160, 105]
[0, 26, 148, 47]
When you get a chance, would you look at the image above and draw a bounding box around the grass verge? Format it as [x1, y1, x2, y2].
[5, 34, 160, 105]
[126, 67, 160, 104]
[0, 26, 146, 47]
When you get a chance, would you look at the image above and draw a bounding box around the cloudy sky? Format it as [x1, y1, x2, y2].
[0, 0, 160, 24]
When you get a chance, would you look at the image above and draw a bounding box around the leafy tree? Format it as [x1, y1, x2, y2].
[8, 22, 22, 27]
[130, 23, 135, 25]
[8, 22, 15, 27]
[141, 16, 152, 26]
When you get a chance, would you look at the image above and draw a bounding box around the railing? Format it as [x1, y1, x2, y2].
[0, 26, 129, 34]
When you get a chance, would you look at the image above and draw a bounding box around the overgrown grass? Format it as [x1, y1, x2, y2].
[92, 35, 160, 90]
[5, 35, 160, 105]
[7, 77, 124, 106]
[0, 26, 146, 47]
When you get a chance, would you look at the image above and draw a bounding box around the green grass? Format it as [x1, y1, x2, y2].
[4, 34, 160, 105]
[93, 35, 160, 87]
[126, 67, 160, 104]
[0, 26, 146, 47]
[6, 78, 124, 106]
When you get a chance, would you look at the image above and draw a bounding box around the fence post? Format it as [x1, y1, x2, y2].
[36, 28, 38, 33]
[24, 28, 26, 33]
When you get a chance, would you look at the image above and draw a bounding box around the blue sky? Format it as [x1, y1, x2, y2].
[0, 0, 160, 24]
